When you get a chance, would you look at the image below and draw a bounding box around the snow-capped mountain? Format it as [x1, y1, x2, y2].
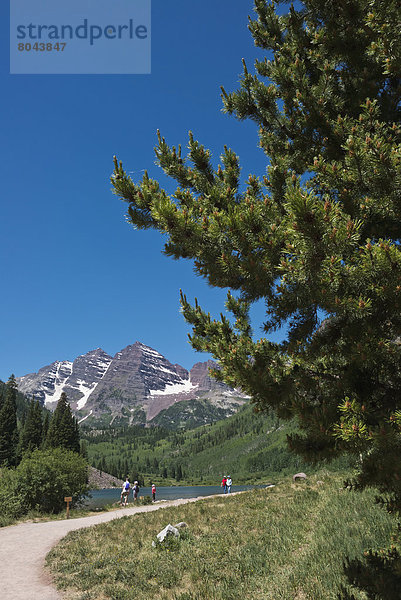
[17, 348, 112, 409]
[16, 342, 247, 427]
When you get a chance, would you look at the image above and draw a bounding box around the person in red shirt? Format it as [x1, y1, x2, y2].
[221, 476, 227, 494]
[151, 483, 156, 502]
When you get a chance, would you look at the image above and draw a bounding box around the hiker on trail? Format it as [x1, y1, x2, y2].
[152, 483, 156, 502]
[226, 476, 232, 494]
[133, 481, 140, 502]
[221, 475, 227, 494]
[121, 477, 130, 506]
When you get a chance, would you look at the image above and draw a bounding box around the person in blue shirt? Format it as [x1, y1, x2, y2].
[121, 477, 130, 506]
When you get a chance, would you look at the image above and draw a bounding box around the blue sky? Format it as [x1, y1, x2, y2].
[1, 0, 275, 381]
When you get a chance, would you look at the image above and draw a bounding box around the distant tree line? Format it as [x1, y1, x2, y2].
[0, 376, 88, 522]
[0, 375, 81, 468]
[93, 453, 185, 484]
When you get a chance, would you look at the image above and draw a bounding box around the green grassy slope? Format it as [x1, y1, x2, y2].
[148, 397, 241, 430]
[47, 472, 395, 600]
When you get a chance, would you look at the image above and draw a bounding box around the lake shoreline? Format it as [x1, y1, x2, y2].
[85, 484, 265, 509]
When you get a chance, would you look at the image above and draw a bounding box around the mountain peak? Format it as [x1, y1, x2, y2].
[16, 342, 247, 427]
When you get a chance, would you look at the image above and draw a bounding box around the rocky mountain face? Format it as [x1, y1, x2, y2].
[17, 348, 112, 410]
[16, 342, 247, 428]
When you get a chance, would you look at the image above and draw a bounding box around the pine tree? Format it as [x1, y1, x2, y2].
[80, 439, 89, 460]
[20, 399, 43, 453]
[46, 392, 80, 453]
[0, 383, 4, 413]
[42, 411, 50, 444]
[71, 417, 81, 454]
[112, 0, 401, 488]
[0, 375, 19, 467]
[112, 1, 401, 593]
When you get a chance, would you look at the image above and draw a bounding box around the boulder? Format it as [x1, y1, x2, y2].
[152, 524, 180, 547]
[292, 472, 307, 481]
[174, 522, 188, 529]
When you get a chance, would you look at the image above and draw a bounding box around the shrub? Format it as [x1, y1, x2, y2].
[0, 467, 25, 520]
[0, 448, 89, 517]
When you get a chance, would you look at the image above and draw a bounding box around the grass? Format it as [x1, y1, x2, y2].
[46, 472, 395, 599]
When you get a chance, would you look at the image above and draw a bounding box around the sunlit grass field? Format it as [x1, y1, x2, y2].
[46, 472, 394, 600]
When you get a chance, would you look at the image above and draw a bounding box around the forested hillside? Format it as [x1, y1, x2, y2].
[83, 404, 354, 485]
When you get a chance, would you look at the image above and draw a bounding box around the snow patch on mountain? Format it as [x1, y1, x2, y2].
[149, 379, 198, 396]
[76, 380, 98, 410]
[222, 389, 251, 398]
[78, 410, 93, 424]
[76, 355, 113, 409]
[139, 344, 163, 358]
[44, 361, 73, 406]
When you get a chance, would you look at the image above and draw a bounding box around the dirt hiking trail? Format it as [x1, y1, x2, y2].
[0, 493, 232, 600]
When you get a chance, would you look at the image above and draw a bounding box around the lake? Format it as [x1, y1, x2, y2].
[84, 485, 260, 509]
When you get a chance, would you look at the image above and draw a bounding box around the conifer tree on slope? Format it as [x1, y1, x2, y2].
[0, 375, 19, 467]
[112, 1, 401, 593]
[20, 399, 43, 453]
[42, 410, 50, 443]
[46, 392, 80, 453]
